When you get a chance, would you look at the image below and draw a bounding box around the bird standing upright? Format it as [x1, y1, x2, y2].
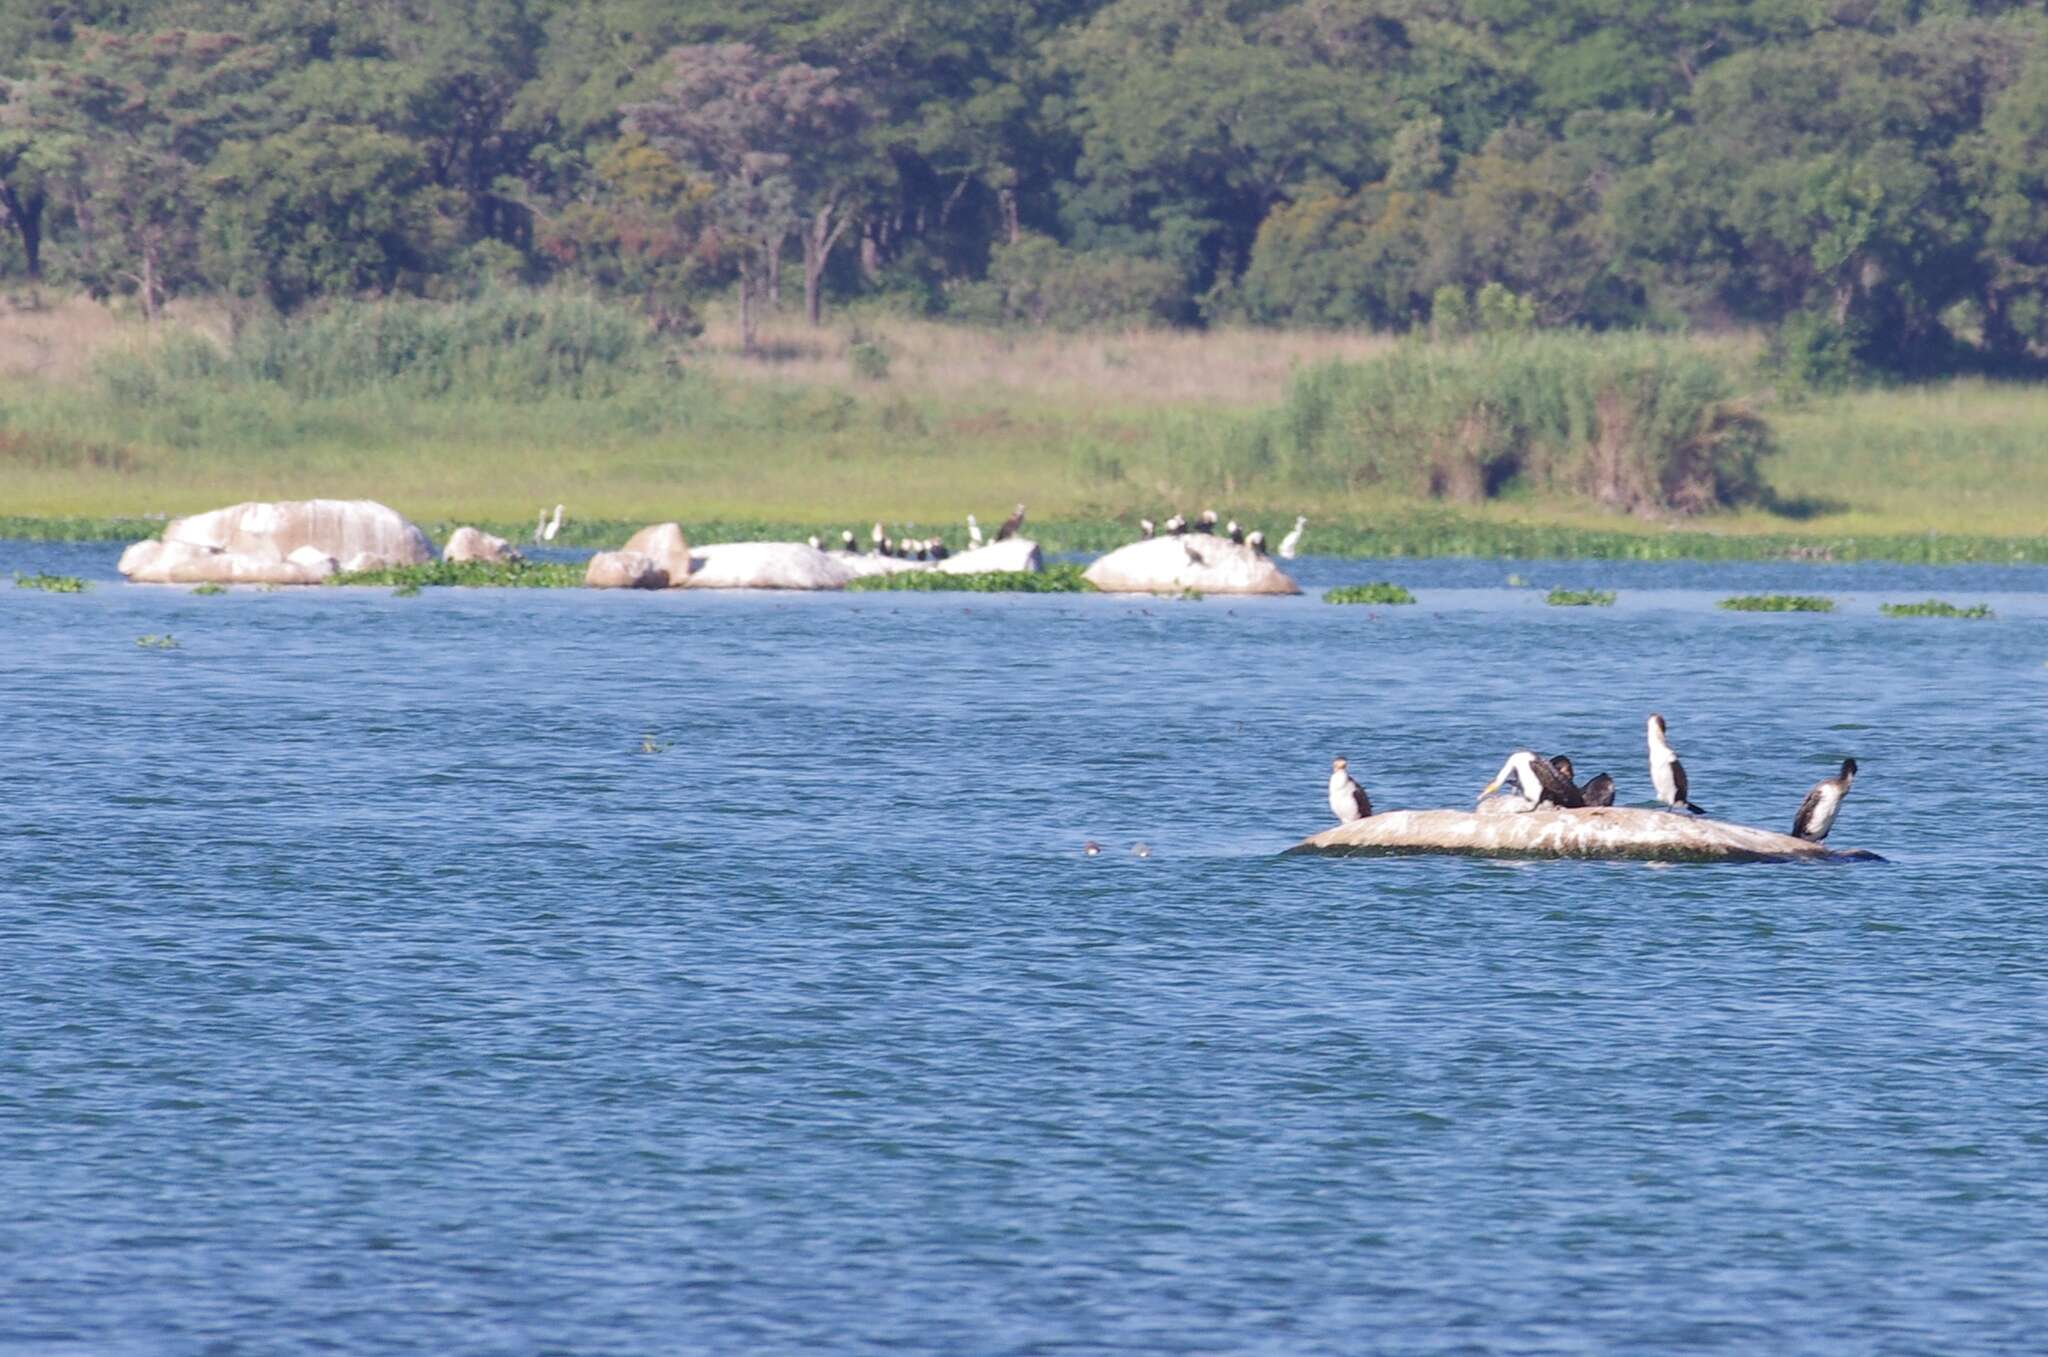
[1328, 758, 1373, 823]
[995, 503, 1026, 541]
[1278, 516, 1306, 559]
[1646, 714, 1706, 814]
[1792, 759, 1857, 841]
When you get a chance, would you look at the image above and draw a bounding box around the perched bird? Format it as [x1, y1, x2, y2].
[871, 521, 886, 551]
[880, 536, 895, 558]
[841, 529, 858, 552]
[1278, 516, 1306, 560]
[1164, 513, 1187, 536]
[995, 503, 1026, 541]
[1140, 518, 1156, 539]
[967, 514, 983, 547]
[1792, 758, 1857, 842]
[541, 503, 564, 542]
[1226, 519, 1245, 545]
[1481, 750, 1585, 809]
[1580, 773, 1616, 807]
[1195, 509, 1218, 534]
[1550, 754, 1576, 784]
[1328, 757, 1373, 823]
[1247, 529, 1267, 555]
[1084, 840, 1101, 857]
[928, 538, 950, 562]
[807, 534, 821, 550]
[1646, 713, 1706, 815]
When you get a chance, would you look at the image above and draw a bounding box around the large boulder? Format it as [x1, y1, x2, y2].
[584, 550, 667, 589]
[1083, 535, 1300, 595]
[934, 538, 1042, 574]
[622, 522, 693, 585]
[686, 542, 853, 590]
[1288, 806, 1877, 863]
[119, 498, 432, 584]
[444, 526, 519, 564]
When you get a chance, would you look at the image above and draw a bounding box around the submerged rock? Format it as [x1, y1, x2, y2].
[934, 538, 1042, 574]
[686, 542, 853, 590]
[1084, 535, 1300, 595]
[584, 550, 667, 589]
[120, 498, 430, 584]
[444, 526, 520, 564]
[1288, 806, 1874, 863]
[622, 523, 693, 585]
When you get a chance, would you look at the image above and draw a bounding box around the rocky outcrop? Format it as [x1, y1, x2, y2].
[934, 538, 1042, 574]
[622, 523, 693, 585]
[584, 550, 667, 589]
[1287, 806, 1877, 863]
[685, 542, 853, 590]
[1083, 535, 1300, 595]
[833, 551, 926, 579]
[444, 526, 519, 564]
[119, 499, 430, 584]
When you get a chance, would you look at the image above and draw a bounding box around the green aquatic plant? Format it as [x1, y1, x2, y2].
[1719, 594, 1835, 612]
[1880, 599, 1993, 619]
[13, 571, 89, 592]
[844, 564, 1093, 593]
[135, 633, 179, 649]
[1324, 582, 1415, 605]
[191, 582, 226, 596]
[392, 582, 422, 597]
[330, 559, 585, 589]
[1545, 588, 1616, 606]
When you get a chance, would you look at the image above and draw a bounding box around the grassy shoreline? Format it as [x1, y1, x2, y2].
[8, 511, 2043, 564]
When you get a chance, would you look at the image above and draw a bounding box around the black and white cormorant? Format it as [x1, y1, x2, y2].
[1481, 750, 1585, 809]
[928, 538, 950, 561]
[1247, 529, 1267, 555]
[1328, 757, 1373, 823]
[1140, 518, 1155, 539]
[1226, 520, 1245, 545]
[807, 534, 821, 550]
[1792, 758, 1857, 841]
[994, 503, 1026, 541]
[871, 521, 886, 552]
[1646, 713, 1706, 814]
[841, 529, 857, 552]
[1164, 513, 1187, 536]
[1546, 755, 1615, 807]
[1195, 509, 1218, 534]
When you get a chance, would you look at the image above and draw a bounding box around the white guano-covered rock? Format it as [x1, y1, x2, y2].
[584, 550, 666, 589]
[934, 538, 1042, 574]
[119, 498, 433, 584]
[622, 523, 693, 585]
[444, 526, 519, 564]
[1288, 806, 1873, 863]
[833, 551, 925, 579]
[685, 542, 852, 590]
[1083, 535, 1300, 595]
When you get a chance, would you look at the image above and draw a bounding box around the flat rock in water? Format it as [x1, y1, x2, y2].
[935, 538, 1041, 574]
[686, 542, 852, 590]
[120, 498, 432, 585]
[1084, 536, 1299, 595]
[1288, 806, 1877, 863]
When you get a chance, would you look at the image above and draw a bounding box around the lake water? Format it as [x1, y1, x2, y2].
[6, 540, 2048, 1355]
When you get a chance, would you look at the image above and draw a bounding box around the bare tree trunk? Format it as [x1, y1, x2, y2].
[859, 224, 881, 283]
[998, 185, 1020, 246]
[738, 253, 756, 354]
[802, 196, 854, 327]
[0, 185, 43, 278]
[766, 232, 784, 307]
[139, 239, 160, 323]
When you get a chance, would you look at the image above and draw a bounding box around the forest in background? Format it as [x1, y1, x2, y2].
[2, 0, 2047, 389]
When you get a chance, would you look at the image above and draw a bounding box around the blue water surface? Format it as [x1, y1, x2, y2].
[5, 542, 2048, 1355]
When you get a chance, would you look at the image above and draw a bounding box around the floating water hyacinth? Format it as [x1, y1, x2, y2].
[1720, 594, 1835, 612]
[1324, 583, 1415, 605]
[1880, 599, 1993, 619]
[844, 566, 1091, 593]
[1545, 588, 1615, 606]
[13, 572, 88, 593]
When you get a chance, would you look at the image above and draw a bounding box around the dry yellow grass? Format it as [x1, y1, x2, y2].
[0, 293, 231, 382]
[695, 305, 1399, 408]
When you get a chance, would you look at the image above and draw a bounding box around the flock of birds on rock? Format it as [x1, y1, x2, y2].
[1328, 712, 1860, 842]
[803, 503, 1030, 560]
[1133, 510, 1309, 559]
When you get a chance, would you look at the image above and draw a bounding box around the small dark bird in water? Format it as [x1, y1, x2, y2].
[1328, 757, 1373, 822]
[1164, 513, 1187, 536]
[1140, 518, 1155, 539]
[1084, 840, 1101, 856]
[1647, 713, 1706, 814]
[1226, 520, 1245, 545]
[1792, 758, 1857, 841]
[841, 529, 857, 552]
[1247, 529, 1267, 555]
[995, 503, 1026, 541]
[1195, 509, 1218, 534]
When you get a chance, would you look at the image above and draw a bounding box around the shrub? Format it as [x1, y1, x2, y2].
[1324, 582, 1415, 605]
[946, 234, 1186, 330]
[848, 339, 892, 381]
